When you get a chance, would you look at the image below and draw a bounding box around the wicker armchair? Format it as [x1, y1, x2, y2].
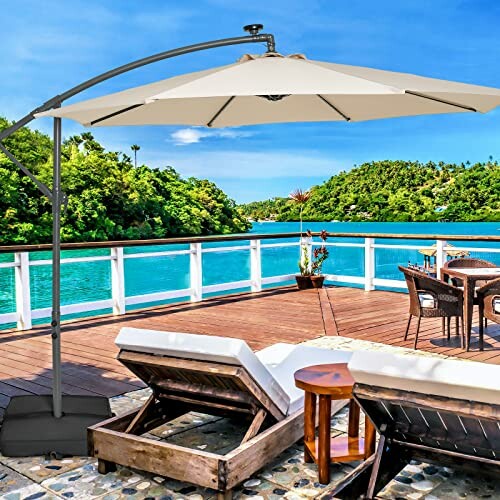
[399, 266, 464, 350]
[477, 277, 500, 350]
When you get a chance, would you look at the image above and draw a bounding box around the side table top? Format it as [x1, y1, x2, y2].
[294, 363, 354, 397]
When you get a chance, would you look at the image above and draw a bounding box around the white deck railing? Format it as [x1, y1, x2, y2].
[0, 232, 498, 331]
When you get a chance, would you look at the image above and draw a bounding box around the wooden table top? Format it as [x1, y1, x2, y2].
[294, 363, 354, 397]
[443, 267, 500, 279]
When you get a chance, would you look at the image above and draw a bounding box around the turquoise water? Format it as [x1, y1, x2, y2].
[0, 222, 498, 328]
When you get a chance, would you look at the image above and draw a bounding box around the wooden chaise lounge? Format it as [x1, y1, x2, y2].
[88, 328, 352, 498]
[332, 350, 500, 499]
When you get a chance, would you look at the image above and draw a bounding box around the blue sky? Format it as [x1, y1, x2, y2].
[2, 0, 500, 203]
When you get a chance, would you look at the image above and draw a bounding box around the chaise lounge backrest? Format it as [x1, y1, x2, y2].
[348, 351, 500, 461]
[116, 327, 290, 419]
[116, 327, 353, 421]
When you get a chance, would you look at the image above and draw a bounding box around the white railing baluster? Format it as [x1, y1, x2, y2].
[436, 239, 446, 278]
[111, 247, 126, 315]
[250, 239, 262, 292]
[190, 242, 203, 302]
[364, 237, 375, 291]
[2, 233, 498, 330]
[14, 251, 32, 330]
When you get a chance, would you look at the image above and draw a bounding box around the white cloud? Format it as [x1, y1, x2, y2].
[170, 127, 253, 145]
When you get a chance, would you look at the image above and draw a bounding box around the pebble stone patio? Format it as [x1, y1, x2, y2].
[0, 337, 498, 500]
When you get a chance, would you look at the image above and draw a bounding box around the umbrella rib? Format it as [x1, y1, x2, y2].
[89, 103, 145, 126]
[206, 96, 236, 127]
[405, 91, 477, 112]
[317, 95, 351, 121]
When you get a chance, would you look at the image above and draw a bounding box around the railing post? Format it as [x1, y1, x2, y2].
[14, 251, 32, 330]
[190, 242, 203, 302]
[436, 239, 446, 278]
[111, 247, 125, 315]
[250, 239, 262, 292]
[364, 237, 375, 291]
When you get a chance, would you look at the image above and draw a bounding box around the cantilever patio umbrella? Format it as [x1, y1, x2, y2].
[1, 24, 500, 457]
[37, 52, 500, 126]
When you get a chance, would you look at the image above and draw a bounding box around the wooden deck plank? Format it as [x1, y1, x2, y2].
[0, 285, 497, 410]
[318, 288, 339, 335]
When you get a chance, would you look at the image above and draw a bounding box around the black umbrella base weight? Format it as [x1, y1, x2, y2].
[0, 395, 112, 457]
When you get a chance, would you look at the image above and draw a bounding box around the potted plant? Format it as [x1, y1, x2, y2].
[310, 230, 329, 288]
[295, 230, 329, 289]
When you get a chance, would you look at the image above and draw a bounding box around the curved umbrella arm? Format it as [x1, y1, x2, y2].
[0, 30, 276, 141]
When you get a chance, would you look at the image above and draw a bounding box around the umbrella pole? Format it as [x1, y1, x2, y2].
[0, 24, 278, 454]
[51, 116, 62, 418]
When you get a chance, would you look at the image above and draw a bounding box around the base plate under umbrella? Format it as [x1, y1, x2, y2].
[0, 395, 112, 457]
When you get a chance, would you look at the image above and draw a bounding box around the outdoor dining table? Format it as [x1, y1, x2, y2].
[440, 267, 500, 351]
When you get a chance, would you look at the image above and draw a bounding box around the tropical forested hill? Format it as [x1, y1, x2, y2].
[0, 117, 250, 244]
[240, 160, 500, 222]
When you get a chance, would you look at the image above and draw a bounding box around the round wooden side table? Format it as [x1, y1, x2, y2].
[294, 363, 376, 484]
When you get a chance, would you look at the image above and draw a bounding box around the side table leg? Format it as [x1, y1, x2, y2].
[304, 391, 316, 463]
[318, 394, 332, 485]
[348, 399, 360, 438]
[364, 415, 376, 458]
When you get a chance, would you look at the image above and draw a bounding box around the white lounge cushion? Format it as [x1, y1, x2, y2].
[418, 292, 435, 308]
[256, 343, 352, 414]
[116, 327, 290, 415]
[348, 350, 500, 405]
[116, 328, 352, 416]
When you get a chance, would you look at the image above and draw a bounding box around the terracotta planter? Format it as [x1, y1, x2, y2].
[310, 275, 325, 288]
[295, 275, 313, 290]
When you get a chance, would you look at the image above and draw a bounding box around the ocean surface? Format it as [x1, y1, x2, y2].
[0, 222, 499, 327]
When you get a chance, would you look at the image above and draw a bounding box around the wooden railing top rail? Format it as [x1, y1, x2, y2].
[0, 232, 498, 254]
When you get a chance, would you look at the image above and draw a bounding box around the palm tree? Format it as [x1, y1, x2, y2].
[131, 144, 140, 167]
[289, 188, 311, 235]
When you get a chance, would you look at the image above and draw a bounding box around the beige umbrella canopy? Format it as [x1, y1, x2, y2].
[37, 52, 500, 127]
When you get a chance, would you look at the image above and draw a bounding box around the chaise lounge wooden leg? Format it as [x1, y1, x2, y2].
[366, 433, 386, 499]
[98, 458, 117, 474]
[241, 409, 267, 444]
[125, 394, 157, 434]
[365, 426, 407, 500]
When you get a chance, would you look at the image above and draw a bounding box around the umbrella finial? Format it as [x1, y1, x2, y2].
[243, 24, 264, 35]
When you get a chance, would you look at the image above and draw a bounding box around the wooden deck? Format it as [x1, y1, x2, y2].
[0, 286, 498, 412]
